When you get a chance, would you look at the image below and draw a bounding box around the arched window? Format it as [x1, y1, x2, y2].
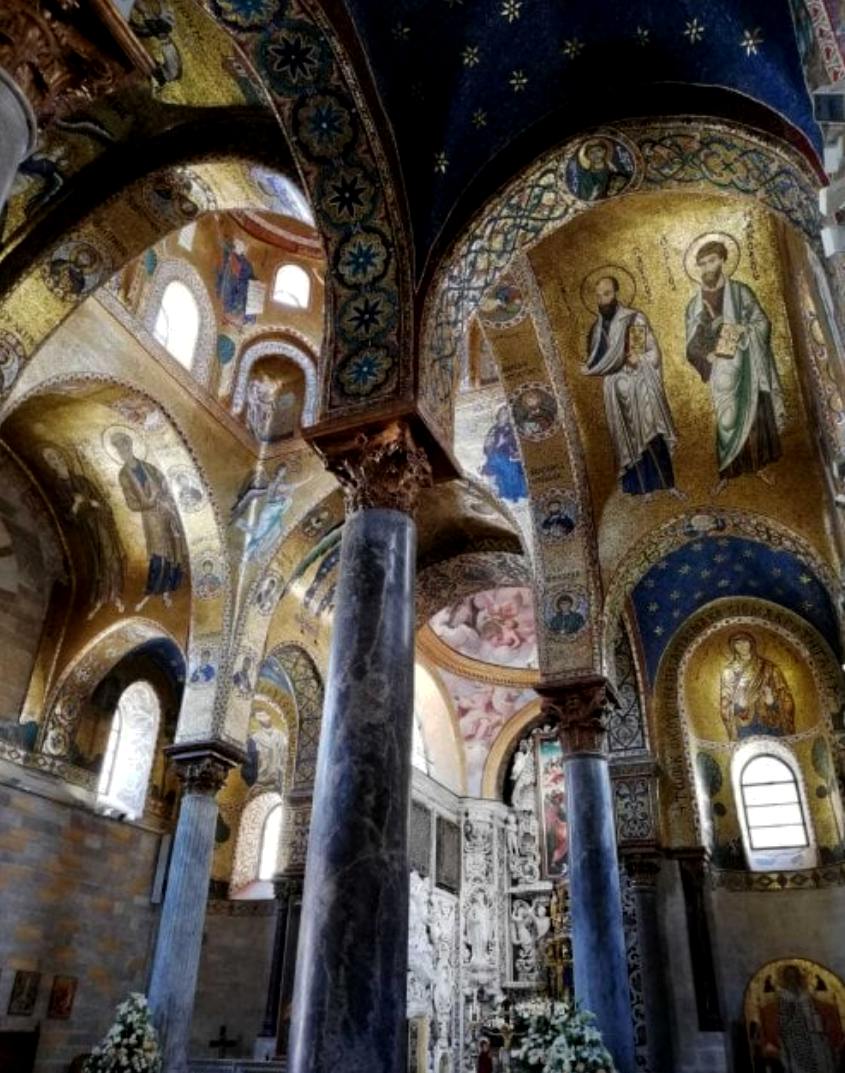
[153, 280, 200, 368]
[98, 709, 122, 798]
[259, 802, 283, 880]
[272, 263, 310, 309]
[230, 792, 284, 897]
[97, 681, 160, 820]
[735, 748, 816, 872]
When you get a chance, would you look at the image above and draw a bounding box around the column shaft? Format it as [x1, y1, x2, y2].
[288, 506, 416, 1073]
[147, 746, 239, 1073]
[566, 753, 635, 1073]
[628, 857, 673, 1073]
[149, 792, 217, 1071]
[259, 889, 291, 1040]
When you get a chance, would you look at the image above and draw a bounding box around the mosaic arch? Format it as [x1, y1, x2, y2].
[600, 510, 843, 681]
[475, 256, 603, 679]
[207, 0, 412, 417]
[222, 479, 341, 743]
[232, 334, 319, 426]
[0, 0, 269, 255]
[1, 374, 232, 745]
[39, 617, 182, 760]
[652, 596, 845, 854]
[0, 0, 412, 424]
[419, 117, 822, 446]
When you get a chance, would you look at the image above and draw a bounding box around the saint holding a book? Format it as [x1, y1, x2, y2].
[685, 233, 785, 493]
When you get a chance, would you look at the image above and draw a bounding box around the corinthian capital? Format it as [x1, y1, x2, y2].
[166, 741, 245, 797]
[539, 675, 619, 756]
[319, 419, 433, 515]
[0, 0, 152, 124]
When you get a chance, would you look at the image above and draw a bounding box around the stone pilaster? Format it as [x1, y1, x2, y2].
[540, 677, 635, 1073]
[254, 875, 303, 1058]
[147, 741, 243, 1073]
[625, 854, 673, 1073]
[287, 420, 432, 1073]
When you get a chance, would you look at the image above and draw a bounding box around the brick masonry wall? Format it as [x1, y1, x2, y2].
[0, 782, 162, 1073]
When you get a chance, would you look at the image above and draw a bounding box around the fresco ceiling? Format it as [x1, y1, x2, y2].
[341, 0, 821, 264]
[428, 586, 537, 670]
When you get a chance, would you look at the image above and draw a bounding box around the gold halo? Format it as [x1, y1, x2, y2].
[580, 265, 637, 314]
[577, 136, 615, 170]
[102, 424, 146, 464]
[684, 231, 741, 283]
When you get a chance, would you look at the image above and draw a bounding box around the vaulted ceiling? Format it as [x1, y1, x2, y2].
[340, 0, 821, 269]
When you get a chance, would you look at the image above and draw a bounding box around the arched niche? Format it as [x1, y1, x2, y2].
[420, 116, 822, 446]
[0, 373, 231, 745]
[213, 643, 323, 884]
[653, 596, 845, 871]
[231, 336, 318, 434]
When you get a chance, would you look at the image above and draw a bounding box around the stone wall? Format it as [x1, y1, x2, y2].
[0, 775, 162, 1073]
[190, 902, 276, 1060]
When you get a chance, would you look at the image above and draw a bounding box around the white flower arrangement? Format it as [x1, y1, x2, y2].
[83, 993, 162, 1073]
[510, 999, 616, 1073]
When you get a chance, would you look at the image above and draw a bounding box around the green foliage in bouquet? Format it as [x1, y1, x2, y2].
[83, 993, 162, 1073]
[511, 1001, 615, 1073]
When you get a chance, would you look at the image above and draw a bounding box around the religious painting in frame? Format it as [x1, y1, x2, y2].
[744, 957, 845, 1070]
[407, 1016, 429, 1073]
[435, 816, 461, 894]
[47, 975, 77, 1019]
[7, 970, 41, 1016]
[535, 735, 568, 880]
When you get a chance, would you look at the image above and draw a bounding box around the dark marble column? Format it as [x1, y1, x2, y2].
[275, 875, 304, 1056]
[147, 742, 242, 1073]
[541, 679, 635, 1073]
[254, 876, 302, 1055]
[288, 421, 432, 1073]
[626, 854, 673, 1073]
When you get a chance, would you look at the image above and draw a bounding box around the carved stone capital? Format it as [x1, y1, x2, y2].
[273, 875, 304, 903]
[624, 853, 663, 892]
[0, 0, 152, 125]
[318, 419, 433, 515]
[166, 741, 245, 797]
[539, 676, 619, 757]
